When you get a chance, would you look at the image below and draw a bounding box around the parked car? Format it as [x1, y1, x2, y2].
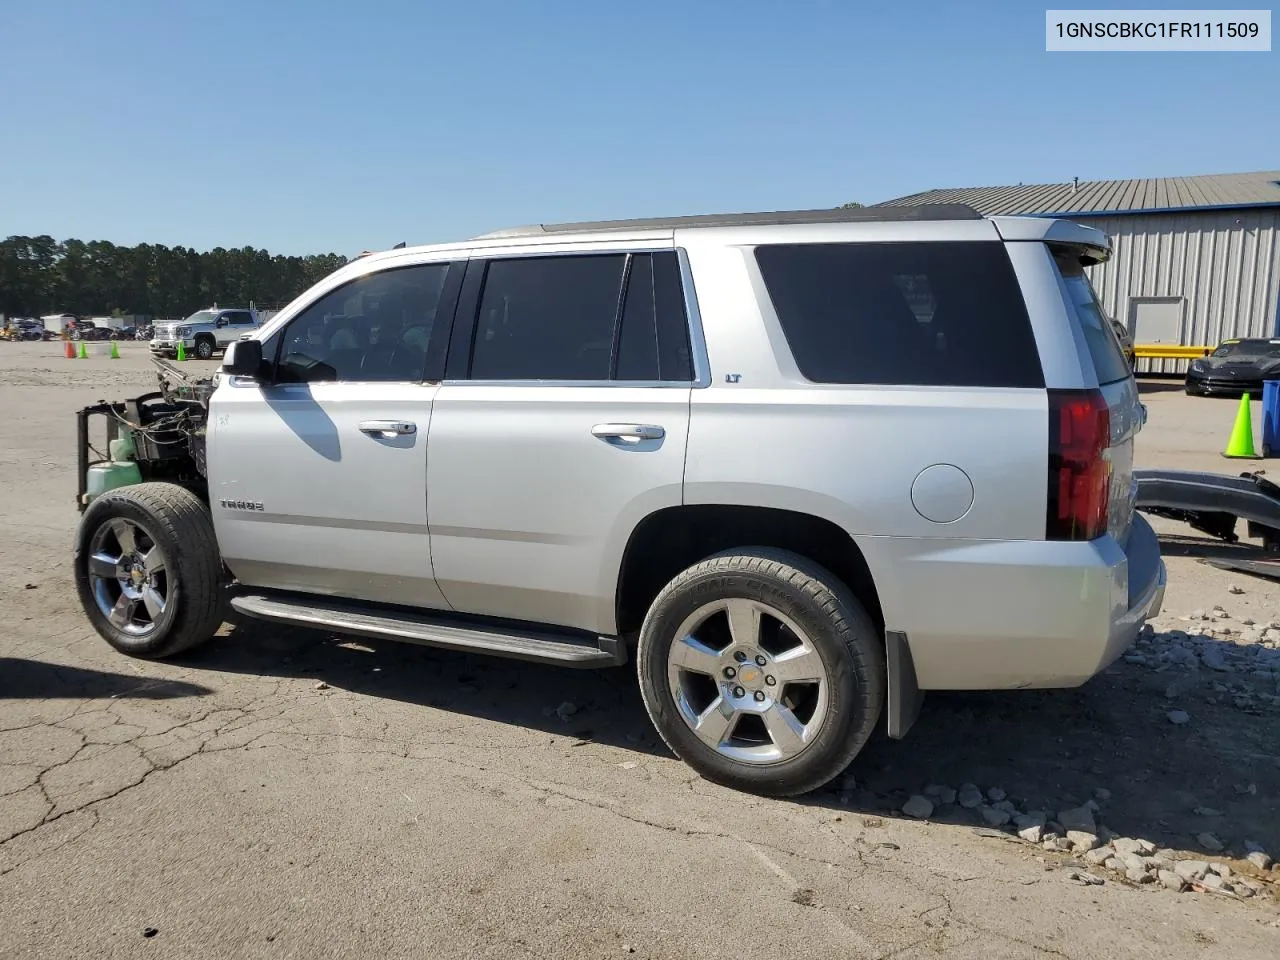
[14, 319, 44, 341]
[73, 325, 113, 341]
[151, 307, 262, 359]
[72, 205, 1163, 797]
[1185, 338, 1280, 396]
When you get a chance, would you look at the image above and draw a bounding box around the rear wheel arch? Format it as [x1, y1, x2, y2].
[614, 504, 884, 640]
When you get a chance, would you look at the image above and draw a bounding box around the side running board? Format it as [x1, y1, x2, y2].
[230, 594, 627, 668]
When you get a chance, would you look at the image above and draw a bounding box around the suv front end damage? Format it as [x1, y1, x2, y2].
[76, 358, 215, 512]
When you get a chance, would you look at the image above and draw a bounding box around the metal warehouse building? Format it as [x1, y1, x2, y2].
[883, 170, 1280, 373]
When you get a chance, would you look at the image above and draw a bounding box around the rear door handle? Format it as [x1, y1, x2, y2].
[358, 420, 416, 437]
[591, 423, 665, 443]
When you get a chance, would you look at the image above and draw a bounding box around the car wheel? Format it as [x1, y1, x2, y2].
[637, 548, 885, 797]
[73, 483, 225, 659]
[194, 337, 215, 360]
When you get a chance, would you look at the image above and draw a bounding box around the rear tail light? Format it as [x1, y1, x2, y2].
[1047, 389, 1111, 541]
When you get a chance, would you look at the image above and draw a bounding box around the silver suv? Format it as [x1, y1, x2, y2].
[72, 206, 1165, 796]
[151, 306, 261, 360]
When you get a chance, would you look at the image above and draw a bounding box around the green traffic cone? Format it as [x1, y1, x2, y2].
[78, 341, 88, 359]
[1223, 393, 1261, 459]
[109, 339, 120, 360]
[176, 341, 186, 362]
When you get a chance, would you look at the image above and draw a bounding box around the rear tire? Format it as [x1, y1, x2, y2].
[74, 483, 225, 659]
[637, 548, 884, 797]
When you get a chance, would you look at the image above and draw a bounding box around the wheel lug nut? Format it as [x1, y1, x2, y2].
[724, 667, 736, 679]
[765, 675, 776, 686]
[733, 686, 745, 698]
[754, 654, 767, 667]
[754, 690, 766, 702]
[734, 651, 747, 663]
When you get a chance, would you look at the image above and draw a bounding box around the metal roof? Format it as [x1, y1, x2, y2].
[472, 203, 981, 239]
[880, 170, 1280, 217]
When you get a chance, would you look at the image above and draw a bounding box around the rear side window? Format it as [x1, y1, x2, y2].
[616, 252, 694, 381]
[473, 254, 625, 380]
[469, 251, 693, 382]
[754, 241, 1044, 388]
[1051, 248, 1131, 385]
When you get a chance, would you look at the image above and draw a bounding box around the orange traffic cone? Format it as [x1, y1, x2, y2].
[65, 340, 76, 359]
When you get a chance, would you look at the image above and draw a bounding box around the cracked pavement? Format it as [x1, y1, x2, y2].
[2, 343, 1278, 959]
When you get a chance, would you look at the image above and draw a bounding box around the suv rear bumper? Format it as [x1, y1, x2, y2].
[864, 513, 1166, 690]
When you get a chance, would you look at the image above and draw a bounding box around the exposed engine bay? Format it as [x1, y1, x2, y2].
[75, 358, 216, 511]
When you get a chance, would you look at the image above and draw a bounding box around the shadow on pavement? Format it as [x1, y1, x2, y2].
[1137, 377, 1188, 395]
[182, 618, 667, 757]
[182, 616, 1279, 865]
[0, 657, 213, 700]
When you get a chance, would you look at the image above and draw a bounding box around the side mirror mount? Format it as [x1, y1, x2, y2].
[215, 317, 228, 328]
[222, 339, 264, 378]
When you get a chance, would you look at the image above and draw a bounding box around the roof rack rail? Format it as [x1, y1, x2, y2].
[473, 203, 983, 239]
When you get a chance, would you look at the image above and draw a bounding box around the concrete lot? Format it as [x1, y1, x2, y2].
[2, 340, 1278, 959]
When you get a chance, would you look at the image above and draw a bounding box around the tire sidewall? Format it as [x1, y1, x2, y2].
[195, 337, 214, 360]
[638, 558, 878, 794]
[74, 496, 190, 656]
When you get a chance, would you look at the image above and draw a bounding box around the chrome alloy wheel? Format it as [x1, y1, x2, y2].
[87, 518, 169, 636]
[666, 598, 830, 764]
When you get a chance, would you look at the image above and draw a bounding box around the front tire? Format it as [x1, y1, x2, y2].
[74, 483, 225, 659]
[637, 548, 885, 797]
[194, 336, 215, 360]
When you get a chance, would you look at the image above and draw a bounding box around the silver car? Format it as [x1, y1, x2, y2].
[73, 205, 1165, 797]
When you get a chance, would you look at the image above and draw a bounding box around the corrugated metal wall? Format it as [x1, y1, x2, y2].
[1080, 208, 1280, 374]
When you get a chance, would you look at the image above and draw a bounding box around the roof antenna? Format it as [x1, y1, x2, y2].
[392, 241, 406, 249]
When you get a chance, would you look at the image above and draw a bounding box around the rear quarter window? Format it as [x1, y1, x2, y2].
[754, 241, 1044, 388]
[1051, 248, 1131, 385]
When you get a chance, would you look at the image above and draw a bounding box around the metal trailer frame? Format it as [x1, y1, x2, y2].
[1135, 468, 1280, 553]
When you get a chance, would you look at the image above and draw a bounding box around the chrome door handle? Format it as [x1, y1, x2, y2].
[358, 420, 416, 437]
[591, 423, 665, 442]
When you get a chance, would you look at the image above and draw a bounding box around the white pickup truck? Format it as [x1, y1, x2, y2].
[150, 307, 261, 360]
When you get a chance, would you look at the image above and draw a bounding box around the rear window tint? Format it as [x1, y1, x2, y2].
[754, 241, 1044, 388]
[1051, 248, 1131, 385]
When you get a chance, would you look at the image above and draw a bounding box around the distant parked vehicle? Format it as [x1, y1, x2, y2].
[151, 307, 263, 360]
[1185, 338, 1280, 396]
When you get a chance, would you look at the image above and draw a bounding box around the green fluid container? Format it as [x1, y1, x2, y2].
[85, 461, 142, 502]
[109, 429, 135, 462]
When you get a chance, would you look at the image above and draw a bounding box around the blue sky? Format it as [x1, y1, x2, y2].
[1, 0, 1275, 256]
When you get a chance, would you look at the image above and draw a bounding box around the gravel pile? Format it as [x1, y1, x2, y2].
[899, 782, 1276, 898]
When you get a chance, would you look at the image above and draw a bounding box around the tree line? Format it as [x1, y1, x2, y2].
[0, 235, 349, 320]
[3, 205, 868, 320]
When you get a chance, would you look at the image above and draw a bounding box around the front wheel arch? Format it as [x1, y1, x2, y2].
[74, 482, 226, 659]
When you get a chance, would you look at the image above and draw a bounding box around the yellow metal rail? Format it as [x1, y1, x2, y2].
[1133, 344, 1212, 361]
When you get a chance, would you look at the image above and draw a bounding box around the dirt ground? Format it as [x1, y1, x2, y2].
[2, 340, 1278, 959]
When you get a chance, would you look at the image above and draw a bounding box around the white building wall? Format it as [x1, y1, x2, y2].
[1080, 208, 1280, 374]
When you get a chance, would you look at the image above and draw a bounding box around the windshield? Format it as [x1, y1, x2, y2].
[1211, 339, 1280, 360]
[181, 310, 217, 325]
